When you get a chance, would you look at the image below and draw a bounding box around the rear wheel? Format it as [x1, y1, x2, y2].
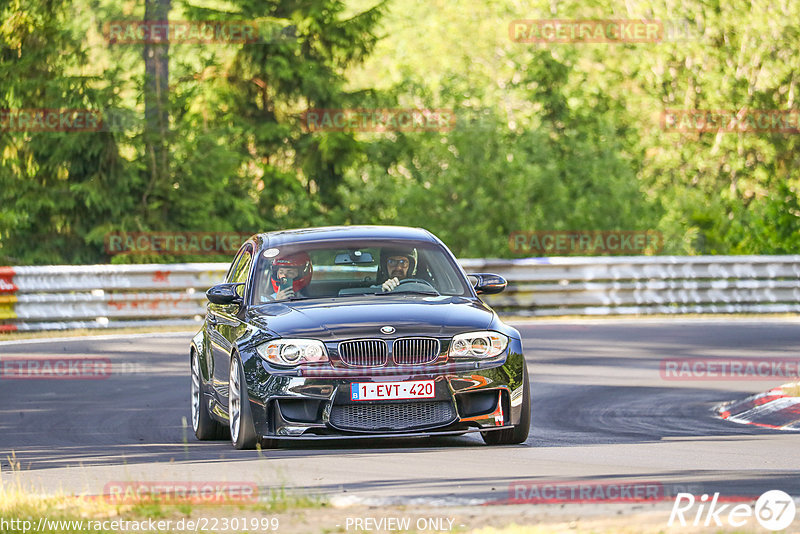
[481, 367, 530, 445]
[191, 351, 226, 440]
[229, 355, 259, 450]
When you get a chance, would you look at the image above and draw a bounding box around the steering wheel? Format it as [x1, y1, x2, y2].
[395, 278, 435, 288]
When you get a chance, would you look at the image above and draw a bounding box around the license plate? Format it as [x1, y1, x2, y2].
[350, 380, 435, 401]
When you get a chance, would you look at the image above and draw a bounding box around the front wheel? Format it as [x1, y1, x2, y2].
[191, 351, 227, 440]
[229, 355, 259, 450]
[481, 366, 530, 445]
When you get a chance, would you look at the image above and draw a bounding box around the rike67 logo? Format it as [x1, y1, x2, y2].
[669, 490, 796, 531]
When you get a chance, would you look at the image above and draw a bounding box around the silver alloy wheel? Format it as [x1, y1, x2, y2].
[190, 353, 201, 432]
[229, 358, 241, 443]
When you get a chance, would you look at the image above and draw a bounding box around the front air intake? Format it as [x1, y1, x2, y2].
[329, 401, 457, 432]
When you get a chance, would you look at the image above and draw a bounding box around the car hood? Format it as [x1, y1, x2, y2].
[248, 295, 495, 340]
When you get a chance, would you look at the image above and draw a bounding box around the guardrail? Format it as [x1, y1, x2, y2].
[461, 255, 800, 316]
[1, 255, 799, 332]
[0, 264, 222, 333]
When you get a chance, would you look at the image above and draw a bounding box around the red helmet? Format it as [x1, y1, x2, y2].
[270, 252, 312, 293]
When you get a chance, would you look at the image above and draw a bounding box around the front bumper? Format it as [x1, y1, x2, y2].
[240, 348, 527, 439]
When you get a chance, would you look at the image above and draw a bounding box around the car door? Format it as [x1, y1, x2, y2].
[209, 243, 253, 410]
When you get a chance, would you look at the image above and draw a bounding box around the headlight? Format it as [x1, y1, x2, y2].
[256, 339, 329, 367]
[448, 331, 507, 358]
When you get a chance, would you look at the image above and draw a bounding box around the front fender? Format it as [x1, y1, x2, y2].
[191, 329, 212, 382]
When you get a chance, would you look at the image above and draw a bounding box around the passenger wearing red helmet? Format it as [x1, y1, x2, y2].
[269, 252, 312, 300]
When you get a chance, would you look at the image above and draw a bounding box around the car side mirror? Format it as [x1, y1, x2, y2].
[468, 273, 507, 295]
[206, 283, 244, 305]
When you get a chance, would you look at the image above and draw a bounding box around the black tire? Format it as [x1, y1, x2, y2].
[229, 355, 259, 450]
[191, 350, 227, 440]
[481, 366, 530, 445]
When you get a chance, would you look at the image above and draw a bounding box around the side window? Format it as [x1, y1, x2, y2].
[232, 250, 252, 284]
[225, 243, 252, 283]
[225, 250, 245, 283]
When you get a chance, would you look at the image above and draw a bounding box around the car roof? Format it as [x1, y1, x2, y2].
[256, 225, 439, 247]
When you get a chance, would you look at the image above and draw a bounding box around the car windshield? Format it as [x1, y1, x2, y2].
[252, 240, 471, 303]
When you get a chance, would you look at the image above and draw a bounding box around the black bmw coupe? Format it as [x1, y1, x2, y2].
[190, 226, 530, 449]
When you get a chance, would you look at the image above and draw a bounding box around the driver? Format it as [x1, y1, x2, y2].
[267, 252, 312, 300]
[377, 247, 417, 292]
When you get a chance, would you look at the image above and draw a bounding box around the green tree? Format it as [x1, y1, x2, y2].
[0, 0, 136, 264]
[180, 0, 387, 230]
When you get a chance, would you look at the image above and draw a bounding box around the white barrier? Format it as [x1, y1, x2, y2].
[0, 264, 225, 332]
[461, 256, 800, 316]
[1, 256, 799, 331]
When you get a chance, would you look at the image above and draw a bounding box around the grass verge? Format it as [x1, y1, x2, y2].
[0, 478, 325, 534]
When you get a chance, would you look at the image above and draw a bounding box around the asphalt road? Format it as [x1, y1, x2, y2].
[1, 318, 799, 509]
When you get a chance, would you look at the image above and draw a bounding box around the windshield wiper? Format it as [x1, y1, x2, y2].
[374, 290, 440, 296]
[254, 296, 314, 304]
[335, 289, 440, 297]
[336, 290, 378, 297]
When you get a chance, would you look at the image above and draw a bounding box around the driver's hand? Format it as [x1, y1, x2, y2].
[381, 277, 400, 292]
[275, 287, 295, 300]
